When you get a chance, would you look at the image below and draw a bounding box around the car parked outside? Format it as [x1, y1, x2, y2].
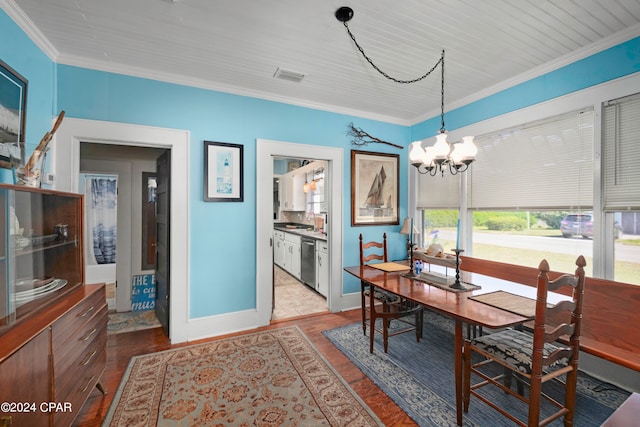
[560, 213, 623, 239]
[561, 213, 593, 238]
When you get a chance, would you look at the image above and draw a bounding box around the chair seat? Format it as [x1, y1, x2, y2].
[471, 329, 567, 374]
[363, 288, 399, 303]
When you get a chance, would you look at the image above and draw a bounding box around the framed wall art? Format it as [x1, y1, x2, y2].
[351, 150, 399, 226]
[0, 59, 27, 169]
[204, 141, 244, 202]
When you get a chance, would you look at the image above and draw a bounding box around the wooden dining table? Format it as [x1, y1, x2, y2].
[344, 263, 532, 426]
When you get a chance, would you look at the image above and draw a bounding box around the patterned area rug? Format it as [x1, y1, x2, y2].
[103, 326, 383, 426]
[107, 310, 161, 335]
[324, 310, 631, 427]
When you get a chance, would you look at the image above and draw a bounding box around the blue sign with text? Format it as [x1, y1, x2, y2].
[131, 274, 156, 311]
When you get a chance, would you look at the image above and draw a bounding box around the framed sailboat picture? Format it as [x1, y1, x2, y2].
[351, 150, 399, 226]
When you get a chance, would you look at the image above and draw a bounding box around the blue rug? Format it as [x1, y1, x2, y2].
[323, 311, 630, 426]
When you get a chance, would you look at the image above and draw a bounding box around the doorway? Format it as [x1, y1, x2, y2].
[272, 156, 328, 320]
[80, 143, 167, 316]
[55, 118, 190, 343]
[256, 139, 344, 327]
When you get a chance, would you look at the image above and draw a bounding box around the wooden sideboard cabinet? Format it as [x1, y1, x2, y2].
[0, 185, 106, 427]
[0, 284, 106, 427]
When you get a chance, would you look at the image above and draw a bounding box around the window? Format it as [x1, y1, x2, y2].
[470, 210, 594, 276]
[419, 209, 459, 250]
[469, 109, 594, 210]
[603, 93, 640, 285]
[414, 98, 640, 285]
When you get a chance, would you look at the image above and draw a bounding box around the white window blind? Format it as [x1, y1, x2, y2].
[469, 109, 594, 210]
[603, 93, 640, 211]
[416, 166, 461, 209]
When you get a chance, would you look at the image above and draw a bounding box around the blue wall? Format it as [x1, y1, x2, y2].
[0, 10, 56, 183]
[1, 8, 409, 318]
[55, 65, 410, 316]
[2, 7, 639, 319]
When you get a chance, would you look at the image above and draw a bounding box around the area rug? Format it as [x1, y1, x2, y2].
[323, 311, 631, 427]
[107, 310, 162, 335]
[103, 326, 383, 426]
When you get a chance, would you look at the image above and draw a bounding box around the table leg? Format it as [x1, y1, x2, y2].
[455, 319, 463, 426]
[369, 284, 376, 353]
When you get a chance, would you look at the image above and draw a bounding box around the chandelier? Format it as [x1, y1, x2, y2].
[408, 49, 477, 176]
[335, 6, 477, 176]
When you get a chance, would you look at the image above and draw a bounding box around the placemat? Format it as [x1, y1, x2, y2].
[370, 262, 410, 272]
[415, 277, 481, 293]
[470, 290, 539, 318]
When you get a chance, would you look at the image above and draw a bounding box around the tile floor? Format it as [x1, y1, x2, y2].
[272, 265, 328, 320]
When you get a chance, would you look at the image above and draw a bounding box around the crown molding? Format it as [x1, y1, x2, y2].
[1, 0, 58, 60]
[411, 24, 640, 126]
[55, 52, 411, 126]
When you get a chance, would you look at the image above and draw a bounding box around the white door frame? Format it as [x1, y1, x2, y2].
[52, 118, 191, 343]
[256, 139, 344, 326]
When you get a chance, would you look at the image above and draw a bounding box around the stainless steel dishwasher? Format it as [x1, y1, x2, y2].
[300, 237, 316, 289]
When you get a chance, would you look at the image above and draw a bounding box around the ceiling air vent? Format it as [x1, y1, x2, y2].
[273, 68, 305, 83]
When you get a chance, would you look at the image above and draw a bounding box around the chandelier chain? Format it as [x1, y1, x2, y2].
[440, 50, 445, 132]
[342, 22, 443, 85]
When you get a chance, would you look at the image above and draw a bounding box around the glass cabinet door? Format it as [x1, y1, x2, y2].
[0, 185, 83, 334]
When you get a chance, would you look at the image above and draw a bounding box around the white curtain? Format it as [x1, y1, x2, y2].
[84, 174, 118, 265]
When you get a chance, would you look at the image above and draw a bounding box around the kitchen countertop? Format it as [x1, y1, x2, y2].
[274, 223, 327, 241]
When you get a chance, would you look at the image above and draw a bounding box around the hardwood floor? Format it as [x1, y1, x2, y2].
[74, 309, 418, 426]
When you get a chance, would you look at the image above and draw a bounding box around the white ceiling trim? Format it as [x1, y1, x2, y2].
[54, 52, 413, 126]
[1, 0, 58, 60]
[413, 23, 640, 126]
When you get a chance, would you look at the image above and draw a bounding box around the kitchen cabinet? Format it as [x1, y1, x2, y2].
[280, 172, 305, 211]
[274, 230, 285, 267]
[316, 240, 329, 297]
[283, 232, 301, 279]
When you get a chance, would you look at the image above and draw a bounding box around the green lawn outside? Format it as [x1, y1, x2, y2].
[430, 232, 639, 286]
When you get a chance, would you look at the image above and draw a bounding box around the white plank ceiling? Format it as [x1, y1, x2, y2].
[6, 0, 640, 125]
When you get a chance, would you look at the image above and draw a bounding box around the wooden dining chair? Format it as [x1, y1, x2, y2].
[359, 233, 423, 353]
[463, 255, 586, 427]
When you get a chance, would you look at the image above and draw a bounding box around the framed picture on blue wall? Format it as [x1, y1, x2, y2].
[204, 141, 244, 202]
[351, 150, 399, 226]
[0, 59, 27, 169]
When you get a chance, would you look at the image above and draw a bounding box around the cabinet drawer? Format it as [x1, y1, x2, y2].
[51, 287, 106, 351]
[317, 241, 328, 253]
[284, 232, 301, 244]
[53, 340, 106, 427]
[54, 327, 106, 402]
[274, 230, 284, 239]
[53, 304, 107, 380]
